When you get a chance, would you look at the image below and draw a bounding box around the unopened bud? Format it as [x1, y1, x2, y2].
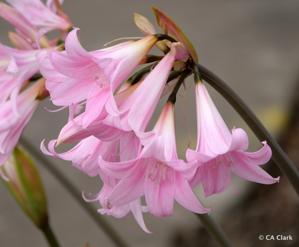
[1, 147, 48, 229]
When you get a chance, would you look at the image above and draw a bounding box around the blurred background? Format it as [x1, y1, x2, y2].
[0, 0, 298, 246]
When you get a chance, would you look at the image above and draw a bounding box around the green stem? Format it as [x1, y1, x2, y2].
[197, 64, 299, 196]
[20, 138, 129, 247]
[41, 222, 60, 247]
[196, 214, 232, 247]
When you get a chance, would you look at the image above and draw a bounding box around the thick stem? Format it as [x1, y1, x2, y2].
[196, 214, 232, 247]
[197, 64, 299, 196]
[41, 222, 60, 247]
[20, 138, 129, 247]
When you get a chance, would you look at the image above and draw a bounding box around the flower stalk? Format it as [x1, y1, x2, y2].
[41, 222, 61, 247]
[196, 214, 232, 247]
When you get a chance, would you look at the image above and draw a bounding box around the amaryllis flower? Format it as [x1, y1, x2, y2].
[0, 81, 41, 165]
[39, 30, 158, 127]
[4, 0, 70, 35]
[100, 103, 209, 218]
[41, 135, 149, 232]
[0, 44, 45, 106]
[54, 44, 176, 144]
[41, 29, 157, 106]
[0, 3, 37, 43]
[186, 83, 279, 196]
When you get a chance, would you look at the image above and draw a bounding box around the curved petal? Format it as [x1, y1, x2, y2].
[231, 153, 279, 184]
[130, 199, 151, 233]
[174, 173, 210, 214]
[238, 141, 272, 166]
[229, 128, 249, 151]
[65, 29, 89, 58]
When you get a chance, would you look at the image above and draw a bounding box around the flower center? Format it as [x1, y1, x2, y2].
[147, 161, 169, 183]
[212, 154, 233, 167]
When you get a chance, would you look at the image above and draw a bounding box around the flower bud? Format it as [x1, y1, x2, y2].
[134, 13, 156, 35]
[152, 7, 198, 62]
[1, 147, 48, 229]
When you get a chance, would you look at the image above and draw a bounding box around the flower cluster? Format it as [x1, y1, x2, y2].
[0, 2, 279, 233]
[39, 12, 279, 232]
[0, 0, 71, 166]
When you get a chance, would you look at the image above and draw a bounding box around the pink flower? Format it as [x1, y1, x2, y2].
[0, 82, 41, 165]
[0, 43, 44, 107]
[0, 3, 37, 43]
[41, 135, 149, 232]
[40, 29, 157, 106]
[5, 0, 70, 35]
[100, 103, 209, 218]
[54, 44, 176, 144]
[186, 83, 279, 196]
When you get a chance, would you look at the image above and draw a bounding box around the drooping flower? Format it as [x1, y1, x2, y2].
[54, 43, 176, 144]
[186, 83, 279, 196]
[41, 135, 149, 232]
[0, 2, 37, 43]
[100, 103, 209, 218]
[41, 29, 157, 106]
[0, 43, 46, 108]
[4, 0, 70, 35]
[0, 81, 42, 165]
[40, 46, 178, 231]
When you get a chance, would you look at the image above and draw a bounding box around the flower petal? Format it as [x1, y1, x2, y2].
[108, 165, 145, 206]
[229, 128, 249, 151]
[194, 83, 232, 156]
[144, 161, 175, 217]
[196, 159, 231, 196]
[130, 199, 151, 233]
[239, 141, 272, 166]
[231, 153, 279, 184]
[174, 173, 210, 214]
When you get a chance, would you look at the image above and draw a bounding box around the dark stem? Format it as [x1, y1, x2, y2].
[128, 62, 157, 85]
[155, 33, 177, 42]
[145, 55, 163, 63]
[168, 70, 191, 103]
[197, 64, 299, 196]
[196, 214, 232, 247]
[167, 70, 183, 83]
[41, 222, 60, 247]
[20, 138, 129, 247]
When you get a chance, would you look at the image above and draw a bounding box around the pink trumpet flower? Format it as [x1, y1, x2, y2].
[0, 44, 44, 106]
[5, 0, 70, 35]
[186, 83, 279, 197]
[41, 136, 149, 232]
[54, 44, 176, 145]
[41, 29, 157, 106]
[0, 82, 41, 166]
[100, 103, 210, 219]
[0, 3, 37, 43]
